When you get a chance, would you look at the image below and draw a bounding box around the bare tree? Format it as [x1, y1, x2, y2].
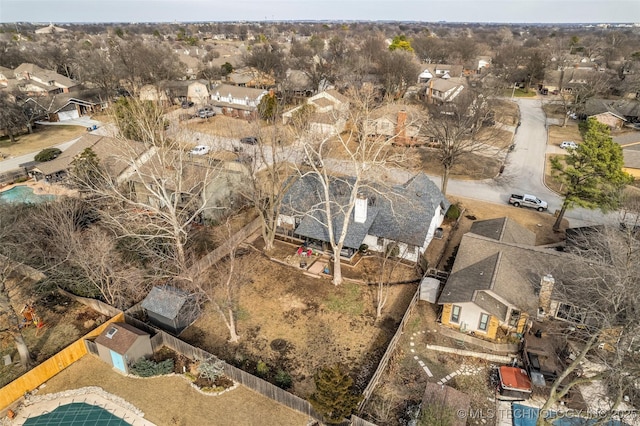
[420, 89, 503, 194]
[537, 226, 640, 425]
[289, 87, 407, 285]
[74, 99, 224, 284]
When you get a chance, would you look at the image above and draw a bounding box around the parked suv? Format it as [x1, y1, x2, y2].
[240, 136, 258, 145]
[560, 141, 577, 149]
[198, 107, 215, 118]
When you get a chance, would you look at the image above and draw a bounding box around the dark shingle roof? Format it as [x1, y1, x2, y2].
[470, 217, 536, 245]
[141, 286, 191, 320]
[95, 322, 148, 354]
[281, 173, 448, 248]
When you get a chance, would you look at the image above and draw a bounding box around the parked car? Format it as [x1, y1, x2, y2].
[560, 141, 577, 149]
[198, 107, 215, 118]
[240, 136, 258, 145]
[190, 145, 211, 155]
[508, 194, 548, 212]
[181, 100, 194, 109]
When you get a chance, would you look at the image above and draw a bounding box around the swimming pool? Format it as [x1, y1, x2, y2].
[23, 402, 129, 425]
[0, 185, 56, 204]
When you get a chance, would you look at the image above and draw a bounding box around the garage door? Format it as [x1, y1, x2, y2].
[58, 109, 79, 121]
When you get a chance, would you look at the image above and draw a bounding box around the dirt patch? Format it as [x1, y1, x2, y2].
[179, 245, 418, 398]
[0, 125, 86, 158]
[544, 153, 565, 194]
[548, 124, 583, 147]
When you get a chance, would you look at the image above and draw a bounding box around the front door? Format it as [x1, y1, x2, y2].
[110, 350, 126, 373]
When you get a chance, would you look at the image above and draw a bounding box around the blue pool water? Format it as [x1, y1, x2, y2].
[512, 403, 630, 426]
[23, 402, 129, 425]
[0, 185, 56, 204]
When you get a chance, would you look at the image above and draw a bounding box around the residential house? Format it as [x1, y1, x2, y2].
[225, 67, 275, 88]
[280, 69, 315, 97]
[209, 83, 268, 119]
[542, 70, 563, 93]
[13, 63, 78, 95]
[139, 84, 170, 104]
[438, 218, 565, 341]
[45, 91, 108, 122]
[585, 98, 640, 125]
[282, 89, 350, 135]
[613, 132, 640, 177]
[278, 173, 449, 263]
[364, 104, 424, 146]
[141, 285, 200, 335]
[463, 56, 492, 76]
[583, 98, 635, 130]
[34, 24, 68, 34]
[187, 80, 210, 106]
[30, 134, 148, 183]
[92, 322, 153, 374]
[425, 77, 465, 104]
[127, 150, 250, 221]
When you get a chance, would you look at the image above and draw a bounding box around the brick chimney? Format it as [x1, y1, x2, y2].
[354, 194, 367, 224]
[396, 110, 407, 145]
[538, 274, 555, 319]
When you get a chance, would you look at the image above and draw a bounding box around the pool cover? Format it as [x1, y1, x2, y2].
[23, 402, 129, 426]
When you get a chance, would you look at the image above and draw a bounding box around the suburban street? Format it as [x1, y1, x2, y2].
[0, 99, 620, 227]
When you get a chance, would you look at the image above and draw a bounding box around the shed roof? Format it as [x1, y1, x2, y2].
[95, 322, 148, 354]
[141, 285, 192, 320]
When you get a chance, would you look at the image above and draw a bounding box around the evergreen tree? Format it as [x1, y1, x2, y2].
[551, 118, 633, 230]
[309, 364, 362, 424]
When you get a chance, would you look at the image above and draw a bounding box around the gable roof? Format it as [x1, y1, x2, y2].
[141, 285, 191, 320]
[281, 173, 449, 248]
[32, 134, 145, 177]
[438, 230, 566, 318]
[469, 217, 537, 245]
[210, 83, 268, 101]
[94, 322, 148, 354]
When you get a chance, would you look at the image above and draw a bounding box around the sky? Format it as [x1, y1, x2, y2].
[1, 0, 639, 24]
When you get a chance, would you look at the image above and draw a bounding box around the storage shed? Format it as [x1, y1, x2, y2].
[420, 277, 441, 303]
[94, 322, 152, 374]
[141, 285, 200, 335]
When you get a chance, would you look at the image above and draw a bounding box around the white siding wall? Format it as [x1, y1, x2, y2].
[451, 302, 488, 335]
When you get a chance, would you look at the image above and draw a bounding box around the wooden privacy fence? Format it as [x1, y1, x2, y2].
[0, 312, 125, 411]
[188, 216, 262, 278]
[57, 287, 122, 317]
[357, 286, 421, 411]
[151, 325, 323, 421]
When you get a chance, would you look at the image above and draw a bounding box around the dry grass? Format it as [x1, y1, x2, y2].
[181, 115, 296, 146]
[544, 154, 565, 194]
[38, 355, 309, 426]
[0, 125, 86, 158]
[543, 103, 566, 121]
[548, 124, 583, 147]
[492, 99, 519, 126]
[414, 149, 503, 180]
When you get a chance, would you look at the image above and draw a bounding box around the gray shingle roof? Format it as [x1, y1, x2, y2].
[281, 173, 449, 248]
[438, 231, 567, 316]
[141, 286, 191, 320]
[470, 217, 537, 245]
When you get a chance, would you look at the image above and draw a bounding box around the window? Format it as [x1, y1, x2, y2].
[451, 305, 461, 323]
[478, 313, 489, 331]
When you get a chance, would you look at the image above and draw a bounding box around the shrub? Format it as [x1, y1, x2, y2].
[256, 360, 270, 378]
[445, 203, 461, 220]
[358, 244, 368, 254]
[131, 358, 174, 377]
[34, 148, 62, 162]
[275, 370, 292, 389]
[197, 356, 225, 381]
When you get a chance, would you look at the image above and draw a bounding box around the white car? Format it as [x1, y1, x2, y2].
[190, 145, 211, 155]
[560, 141, 577, 149]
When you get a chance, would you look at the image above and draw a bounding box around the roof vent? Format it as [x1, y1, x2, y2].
[106, 327, 118, 339]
